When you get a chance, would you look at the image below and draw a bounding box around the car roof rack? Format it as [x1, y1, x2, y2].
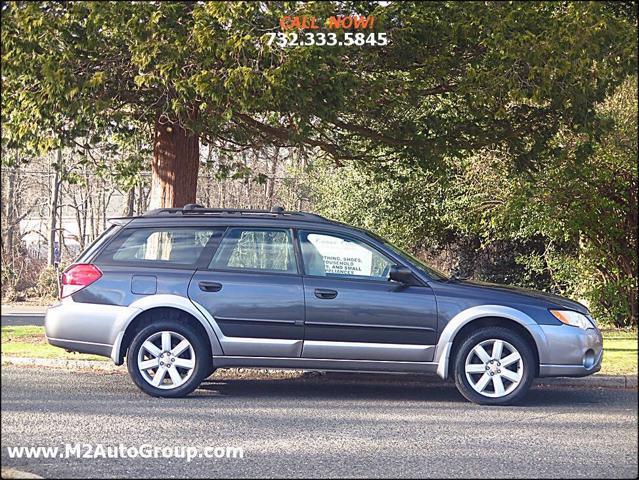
[134, 204, 331, 223]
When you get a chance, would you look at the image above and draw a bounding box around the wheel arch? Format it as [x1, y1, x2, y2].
[110, 294, 223, 365]
[434, 305, 546, 379]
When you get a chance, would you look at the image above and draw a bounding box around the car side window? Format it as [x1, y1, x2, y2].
[97, 227, 221, 267]
[298, 230, 394, 280]
[209, 228, 297, 274]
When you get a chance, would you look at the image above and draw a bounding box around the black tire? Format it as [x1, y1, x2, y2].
[453, 326, 535, 406]
[127, 319, 211, 398]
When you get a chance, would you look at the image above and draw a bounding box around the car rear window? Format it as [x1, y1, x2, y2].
[75, 224, 120, 263]
[96, 227, 223, 267]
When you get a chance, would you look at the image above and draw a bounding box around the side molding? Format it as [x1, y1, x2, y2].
[433, 305, 548, 379]
[111, 294, 224, 364]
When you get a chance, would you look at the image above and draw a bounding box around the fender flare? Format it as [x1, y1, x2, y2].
[433, 305, 548, 379]
[110, 294, 224, 364]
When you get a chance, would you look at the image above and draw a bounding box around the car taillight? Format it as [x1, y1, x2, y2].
[60, 264, 102, 299]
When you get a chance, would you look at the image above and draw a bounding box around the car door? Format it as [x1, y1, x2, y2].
[298, 229, 438, 362]
[189, 227, 305, 358]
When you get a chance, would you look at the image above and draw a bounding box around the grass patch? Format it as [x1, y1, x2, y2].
[1, 325, 637, 375]
[1, 325, 106, 361]
[601, 334, 637, 376]
[599, 328, 637, 339]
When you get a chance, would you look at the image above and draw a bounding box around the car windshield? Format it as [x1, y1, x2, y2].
[363, 232, 449, 281]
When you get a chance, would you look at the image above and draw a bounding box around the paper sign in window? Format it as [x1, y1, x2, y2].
[308, 234, 373, 276]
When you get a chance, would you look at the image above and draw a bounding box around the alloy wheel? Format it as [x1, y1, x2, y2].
[464, 338, 524, 398]
[137, 331, 196, 389]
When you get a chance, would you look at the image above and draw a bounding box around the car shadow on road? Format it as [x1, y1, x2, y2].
[195, 372, 616, 407]
[198, 376, 465, 404]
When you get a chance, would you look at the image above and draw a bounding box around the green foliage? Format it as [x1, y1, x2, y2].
[308, 159, 453, 251]
[308, 158, 552, 290]
[312, 75, 638, 327]
[1, 2, 636, 324]
[494, 76, 638, 327]
[2, 2, 636, 173]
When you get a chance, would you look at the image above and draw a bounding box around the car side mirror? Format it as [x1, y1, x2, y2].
[389, 265, 418, 285]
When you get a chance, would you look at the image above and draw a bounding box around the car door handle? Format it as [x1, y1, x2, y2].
[198, 281, 223, 292]
[314, 288, 337, 299]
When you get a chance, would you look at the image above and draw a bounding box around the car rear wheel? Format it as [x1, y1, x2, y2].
[127, 320, 211, 397]
[453, 326, 535, 405]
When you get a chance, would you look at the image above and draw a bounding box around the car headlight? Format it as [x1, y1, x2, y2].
[549, 309, 595, 330]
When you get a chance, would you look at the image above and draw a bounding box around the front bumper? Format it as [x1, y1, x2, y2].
[537, 324, 603, 377]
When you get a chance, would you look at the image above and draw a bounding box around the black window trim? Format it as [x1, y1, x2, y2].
[194, 227, 227, 269]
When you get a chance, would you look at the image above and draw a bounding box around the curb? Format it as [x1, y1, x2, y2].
[0, 312, 46, 316]
[535, 375, 637, 389]
[1, 355, 122, 372]
[1, 304, 48, 315]
[2, 355, 637, 388]
[1, 468, 43, 479]
[0, 356, 301, 379]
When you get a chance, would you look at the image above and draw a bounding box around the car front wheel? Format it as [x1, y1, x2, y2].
[127, 320, 211, 397]
[453, 327, 535, 405]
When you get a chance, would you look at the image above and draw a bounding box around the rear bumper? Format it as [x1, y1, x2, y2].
[46, 337, 114, 357]
[44, 299, 140, 360]
[537, 324, 603, 378]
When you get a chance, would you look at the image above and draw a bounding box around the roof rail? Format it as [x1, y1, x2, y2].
[183, 203, 205, 211]
[137, 204, 330, 223]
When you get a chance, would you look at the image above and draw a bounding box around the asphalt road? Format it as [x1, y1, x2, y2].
[1, 314, 45, 327]
[1, 366, 637, 479]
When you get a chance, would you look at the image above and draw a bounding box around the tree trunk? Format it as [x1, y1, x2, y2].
[88, 181, 96, 241]
[123, 187, 135, 216]
[136, 182, 144, 215]
[47, 150, 62, 266]
[148, 114, 200, 209]
[81, 166, 89, 245]
[5, 162, 17, 263]
[101, 182, 107, 230]
[266, 147, 279, 208]
[72, 190, 84, 251]
[297, 150, 307, 210]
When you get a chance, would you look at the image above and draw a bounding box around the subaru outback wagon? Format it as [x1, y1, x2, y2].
[45, 205, 603, 405]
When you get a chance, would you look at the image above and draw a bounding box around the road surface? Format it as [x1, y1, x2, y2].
[1, 314, 45, 327]
[1, 366, 637, 478]
[1, 305, 46, 327]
